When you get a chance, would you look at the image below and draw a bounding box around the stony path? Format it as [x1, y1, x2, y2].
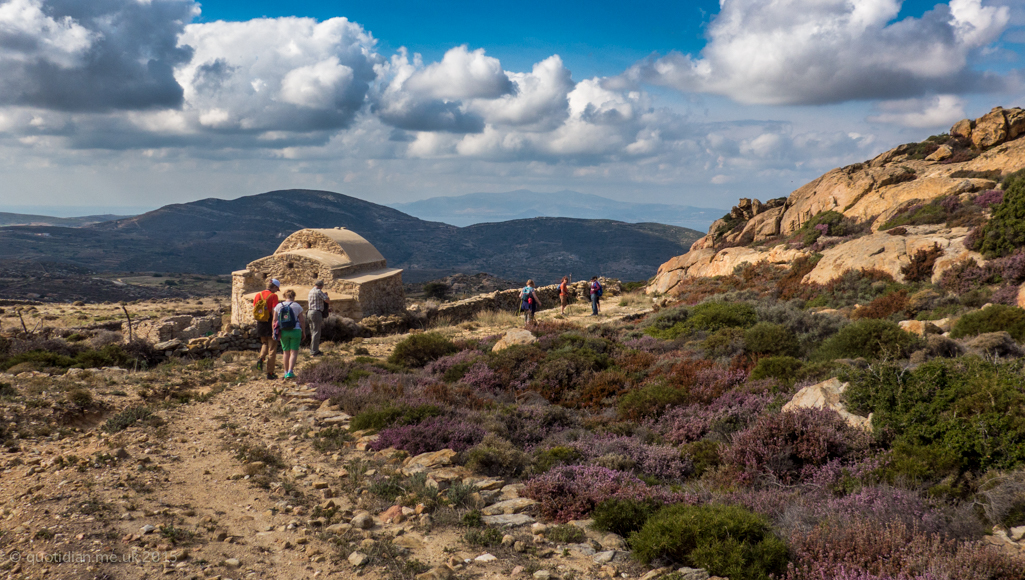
[0, 296, 656, 580]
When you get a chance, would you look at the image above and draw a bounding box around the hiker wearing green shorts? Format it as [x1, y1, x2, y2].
[273, 289, 306, 379]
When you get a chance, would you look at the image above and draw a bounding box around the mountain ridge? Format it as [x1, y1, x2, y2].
[390, 189, 725, 229]
[1, 189, 703, 284]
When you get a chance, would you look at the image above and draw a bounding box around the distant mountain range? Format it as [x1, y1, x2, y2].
[0, 212, 132, 228]
[391, 190, 726, 230]
[0, 190, 703, 283]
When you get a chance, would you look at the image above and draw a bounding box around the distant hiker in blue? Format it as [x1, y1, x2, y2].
[590, 276, 603, 316]
[521, 280, 541, 325]
[273, 289, 305, 379]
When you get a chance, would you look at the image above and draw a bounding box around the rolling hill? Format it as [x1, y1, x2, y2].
[2, 190, 703, 284]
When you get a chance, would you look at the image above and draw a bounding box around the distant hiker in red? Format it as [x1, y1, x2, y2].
[521, 279, 541, 324]
[559, 276, 570, 315]
[253, 278, 280, 379]
[590, 276, 603, 316]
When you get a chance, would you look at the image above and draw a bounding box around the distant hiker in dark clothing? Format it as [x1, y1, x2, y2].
[521, 279, 541, 324]
[253, 278, 280, 379]
[308, 280, 329, 357]
[590, 276, 603, 316]
[274, 289, 305, 379]
[559, 276, 570, 315]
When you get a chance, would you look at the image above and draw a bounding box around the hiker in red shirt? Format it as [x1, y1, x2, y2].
[252, 278, 280, 379]
[559, 276, 570, 315]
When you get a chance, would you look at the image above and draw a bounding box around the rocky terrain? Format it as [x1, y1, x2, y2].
[650, 106, 1025, 296]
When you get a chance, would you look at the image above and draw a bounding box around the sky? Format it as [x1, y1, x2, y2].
[0, 0, 1023, 217]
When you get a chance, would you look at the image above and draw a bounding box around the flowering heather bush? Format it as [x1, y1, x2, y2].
[938, 258, 992, 295]
[724, 407, 871, 485]
[688, 366, 748, 403]
[621, 336, 667, 353]
[313, 383, 346, 402]
[369, 416, 485, 455]
[459, 361, 504, 394]
[565, 434, 693, 482]
[523, 464, 692, 522]
[489, 405, 579, 450]
[785, 519, 1025, 580]
[656, 390, 773, 445]
[990, 284, 1020, 305]
[973, 189, 1003, 208]
[424, 349, 479, 377]
[296, 360, 352, 386]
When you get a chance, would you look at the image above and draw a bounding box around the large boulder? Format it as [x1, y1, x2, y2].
[492, 329, 537, 352]
[782, 378, 872, 431]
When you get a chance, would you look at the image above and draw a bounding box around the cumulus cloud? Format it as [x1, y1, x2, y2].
[404, 45, 513, 100]
[373, 48, 486, 133]
[867, 94, 967, 128]
[177, 16, 379, 133]
[467, 55, 575, 130]
[0, 0, 197, 111]
[617, 0, 1011, 105]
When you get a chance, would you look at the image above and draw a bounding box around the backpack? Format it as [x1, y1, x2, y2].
[278, 302, 298, 330]
[596, 281, 603, 298]
[253, 291, 272, 322]
[521, 287, 534, 306]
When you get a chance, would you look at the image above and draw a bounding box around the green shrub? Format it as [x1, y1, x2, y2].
[844, 358, 1025, 479]
[591, 498, 658, 537]
[66, 388, 94, 408]
[815, 319, 921, 360]
[950, 305, 1025, 341]
[546, 524, 586, 543]
[793, 211, 846, 245]
[464, 527, 503, 547]
[464, 435, 530, 478]
[744, 322, 799, 357]
[679, 440, 721, 478]
[702, 328, 746, 358]
[618, 383, 688, 421]
[975, 169, 1025, 258]
[749, 356, 803, 385]
[630, 504, 788, 580]
[686, 302, 757, 333]
[532, 446, 584, 473]
[350, 404, 442, 432]
[102, 406, 152, 433]
[387, 333, 458, 367]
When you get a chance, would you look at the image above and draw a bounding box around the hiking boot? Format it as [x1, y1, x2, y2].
[283, 372, 295, 379]
[311, 352, 323, 357]
[256, 358, 264, 371]
[266, 373, 277, 380]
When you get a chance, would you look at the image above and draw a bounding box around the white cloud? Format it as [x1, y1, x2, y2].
[618, 0, 1011, 105]
[0, 0, 95, 68]
[867, 94, 967, 128]
[467, 55, 574, 129]
[176, 16, 379, 133]
[404, 45, 513, 100]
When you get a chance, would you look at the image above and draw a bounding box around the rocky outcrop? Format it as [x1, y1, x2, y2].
[782, 378, 872, 431]
[650, 106, 1025, 296]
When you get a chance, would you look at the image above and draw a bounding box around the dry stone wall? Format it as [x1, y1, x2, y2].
[430, 278, 621, 324]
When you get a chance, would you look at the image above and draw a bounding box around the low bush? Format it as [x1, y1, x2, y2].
[687, 301, 758, 333]
[655, 390, 773, 445]
[102, 406, 153, 433]
[724, 407, 871, 485]
[749, 356, 803, 385]
[350, 404, 442, 432]
[744, 323, 799, 357]
[545, 524, 586, 544]
[950, 304, 1025, 341]
[369, 415, 484, 455]
[973, 168, 1025, 258]
[532, 446, 584, 473]
[387, 333, 458, 367]
[464, 434, 530, 477]
[852, 290, 909, 320]
[815, 319, 921, 360]
[522, 464, 691, 522]
[844, 359, 1025, 478]
[618, 383, 688, 421]
[901, 244, 943, 283]
[591, 498, 659, 537]
[567, 434, 693, 482]
[630, 503, 789, 580]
